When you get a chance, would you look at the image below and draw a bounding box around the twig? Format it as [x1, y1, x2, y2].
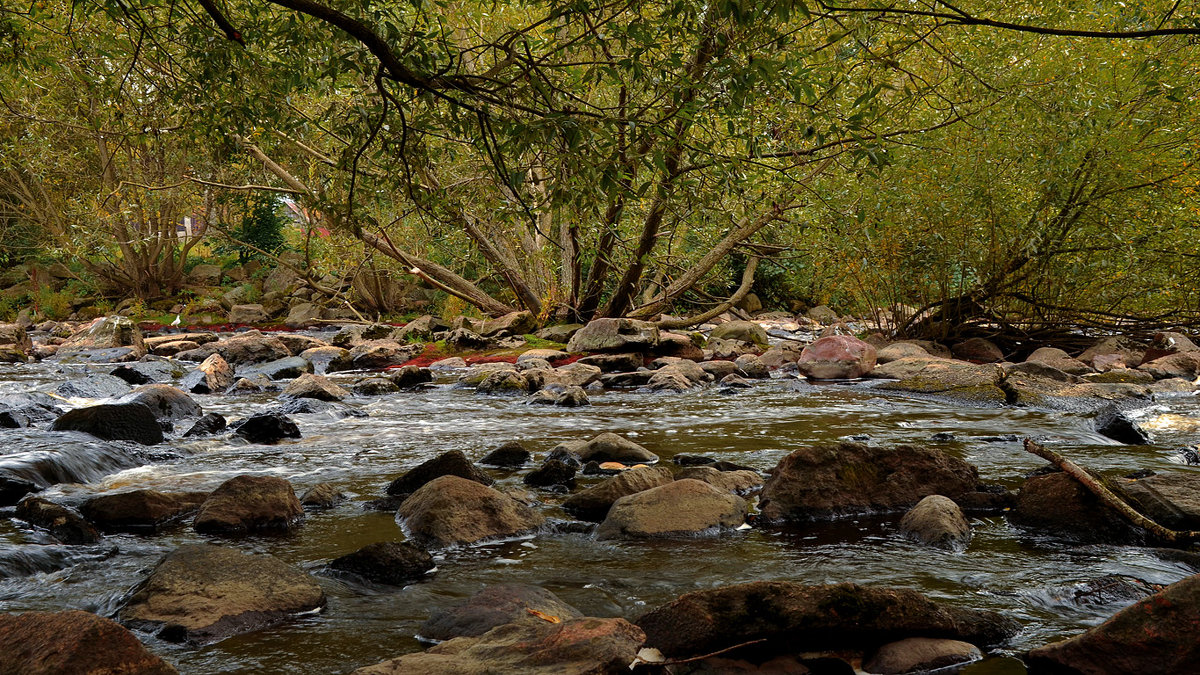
[648, 638, 769, 667]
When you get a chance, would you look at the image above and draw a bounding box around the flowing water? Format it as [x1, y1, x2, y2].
[1, 341, 1198, 674]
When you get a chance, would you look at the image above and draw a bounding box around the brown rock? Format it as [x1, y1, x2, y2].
[898, 495, 971, 550]
[281, 373, 349, 402]
[193, 475, 304, 535]
[798, 335, 878, 379]
[0, 610, 178, 675]
[595, 479, 747, 539]
[1009, 471, 1140, 544]
[675, 466, 763, 495]
[81, 489, 208, 533]
[419, 583, 583, 641]
[396, 475, 545, 548]
[864, 637, 982, 674]
[177, 330, 292, 366]
[562, 466, 675, 521]
[951, 337, 1004, 363]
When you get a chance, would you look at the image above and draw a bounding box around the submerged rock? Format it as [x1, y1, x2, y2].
[183, 413, 227, 437]
[864, 637, 982, 674]
[328, 541, 434, 586]
[0, 610, 178, 675]
[418, 583, 584, 642]
[396, 475, 545, 548]
[15, 496, 101, 544]
[479, 441, 531, 468]
[54, 373, 133, 399]
[120, 544, 326, 645]
[523, 459, 578, 489]
[1008, 471, 1141, 544]
[122, 384, 204, 422]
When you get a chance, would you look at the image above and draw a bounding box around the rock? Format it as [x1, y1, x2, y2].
[562, 466, 675, 521]
[1079, 336, 1147, 369]
[396, 475, 545, 548]
[284, 302, 323, 328]
[706, 337, 757, 360]
[193, 475, 304, 535]
[182, 353, 235, 394]
[806, 305, 839, 324]
[353, 377, 400, 395]
[675, 466, 763, 495]
[183, 413, 227, 437]
[476, 369, 532, 395]
[419, 583, 584, 641]
[595, 479, 748, 539]
[458, 362, 518, 386]
[1083, 368, 1155, 384]
[445, 327, 489, 350]
[329, 340, 422, 372]
[120, 544, 325, 644]
[864, 637, 982, 674]
[518, 349, 565, 364]
[636, 581, 1017, 659]
[951, 337, 1004, 363]
[299, 482, 344, 508]
[898, 495, 971, 550]
[242, 356, 313, 381]
[1026, 346, 1092, 375]
[1117, 472, 1200, 531]
[1141, 331, 1200, 364]
[0, 610, 178, 675]
[392, 315, 449, 342]
[354, 617, 644, 675]
[187, 263, 223, 286]
[81, 489, 207, 533]
[232, 412, 302, 444]
[873, 357, 1007, 405]
[701, 360, 740, 379]
[797, 335, 877, 380]
[1, 475, 38, 506]
[648, 360, 710, 392]
[178, 330, 293, 366]
[57, 316, 145, 359]
[281, 373, 349, 402]
[120, 384, 203, 422]
[758, 442, 979, 523]
[480, 441, 531, 467]
[1009, 471, 1141, 544]
[55, 373, 133, 399]
[536, 323, 583, 343]
[144, 332, 219, 349]
[328, 541, 434, 585]
[389, 365, 433, 388]
[110, 359, 184, 385]
[51, 402, 163, 445]
[151, 339, 201, 357]
[477, 310, 537, 337]
[300, 346, 348, 374]
[566, 318, 660, 353]
[526, 361, 604, 389]
[228, 303, 269, 324]
[733, 353, 769, 378]
[1138, 351, 1200, 380]
[876, 342, 935, 364]
[1038, 574, 1165, 611]
[760, 342, 805, 368]
[717, 374, 754, 391]
[15, 496, 101, 544]
[1026, 573, 1200, 675]
[654, 331, 706, 361]
[534, 385, 589, 407]
[577, 353, 644, 372]
[0, 322, 32, 354]
[1094, 404, 1151, 444]
[709, 321, 769, 349]
[262, 266, 300, 295]
[554, 432, 659, 464]
[386, 450, 495, 498]
[523, 459, 578, 489]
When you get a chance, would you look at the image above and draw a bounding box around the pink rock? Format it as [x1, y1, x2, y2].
[797, 336, 877, 379]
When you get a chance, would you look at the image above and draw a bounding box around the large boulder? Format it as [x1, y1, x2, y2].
[595, 478, 748, 539]
[477, 310, 538, 337]
[797, 335, 877, 379]
[758, 442, 979, 523]
[353, 617, 644, 675]
[524, 362, 603, 389]
[54, 373, 133, 399]
[120, 544, 326, 644]
[328, 541, 435, 586]
[385, 450, 495, 498]
[1138, 351, 1200, 380]
[553, 432, 659, 464]
[1079, 336, 1146, 370]
[1026, 572, 1200, 674]
[228, 303, 269, 325]
[0, 322, 32, 362]
[647, 359, 710, 392]
[1116, 472, 1200, 531]
[1026, 347, 1092, 376]
[419, 583, 584, 641]
[121, 384, 204, 421]
[51, 402, 163, 445]
[709, 321, 769, 349]
[177, 330, 293, 366]
[873, 357, 1007, 405]
[57, 316, 146, 359]
[0, 610, 178, 675]
[898, 495, 971, 550]
[193, 475, 304, 535]
[232, 412, 302, 444]
[281, 373, 349, 402]
[81, 489, 208, 533]
[181, 353, 235, 394]
[1008, 471, 1141, 544]
[876, 342, 936, 364]
[396, 475, 545, 548]
[635, 581, 1018, 659]
[951, 337, 1004, 363]
[566, 318, 660, 353]
[328, 340, 422, 372]
[562, 466, 675, 521]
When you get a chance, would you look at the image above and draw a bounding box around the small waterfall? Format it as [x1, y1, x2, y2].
[0, 430, 146, 487]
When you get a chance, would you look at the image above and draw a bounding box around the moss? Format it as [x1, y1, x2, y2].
[521, 334, 567, 350]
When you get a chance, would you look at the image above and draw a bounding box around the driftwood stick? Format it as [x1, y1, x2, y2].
[1022, 438, 1200, 545]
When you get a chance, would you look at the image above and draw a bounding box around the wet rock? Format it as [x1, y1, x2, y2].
[577, 353, 644, 372]
[396, 475, 545, 548]
[1026, 572, 1200, 674]
[477, 310, 537, 338]
[864, 637, 982, 674]
[458, 362, 518, 386]
[328, 541, 434, 585]
[648, 360, 710, 392]
[15, 496, 101, 544]
[299, 482, 344, 508]
[55, 373, 133, 399]
[151, 339, 201, 357]
[950, 337, 1004, 363]
[419, 583, 584, 641]
[676, 466, 763, 496]
[145, 332, 218, 349]
[553, 385, 590, 407]
[600, 370, 654, 387]
[654, 331, 706, 361]
[0, 475, 38, 506]
[1116, 471, 1200, 530]
[1094, 404, 1151, 444]
[567, 317, 660, 353]
[81, 489, 208, 533]
[674, 454, 717, 466]
[0, 322, 32, 355]
[700, 360, 740, 379]
[353, 377, 400, 395]
[0, 610, 178, 675]
[181, 353, 235, 394]
[392, 314, 449, 341]
[232, 412, 302, 444]
[595, 479, 748, 539]
[536, 323, 583, 343]
[759, 442, 978, 523]
[1009, 471, 1141, 544]
[798, 335, 877, 380]
[1026, 346, 1092, 375]
[480, 441, 531, 467]
[193, 475, 304, 535]
[183, 413, 227, 437]
[1036, 575, 1164, 611]
[300, 346, 348, 374]
[525, 362, 603, 389]
[120, 544, 326, 645]
[553, 432, 659, 464]
[328, 340, 422, 372]
[876, 342, 935, 364]
[268, 398, 366, 419]
[476, 369, 532, 395]
[121, 384, 203, 421]
[636, 581, 1017, 659]
[1141, 331, 1199, 364]
[873, 358, 1007, 406]
[177, 330, 293, 366]
[281, 373, 349, 402]
[733, 353, 769, 379]
[51, 402, 163, 445]
[389, 365, 433, 388]
[355, 617, 644, 675]
[898, 495, 971, 550]
[562, 466, 675, 521]
[57, 316, 145, 359]
[1138, 351, 1200, 380]
[523, 459, 577, 489]
[242, 355, 312, 381]
[385, 450, 494, 498]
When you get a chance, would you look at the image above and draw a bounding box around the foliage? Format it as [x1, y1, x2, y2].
[224, 194, 290, 264]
